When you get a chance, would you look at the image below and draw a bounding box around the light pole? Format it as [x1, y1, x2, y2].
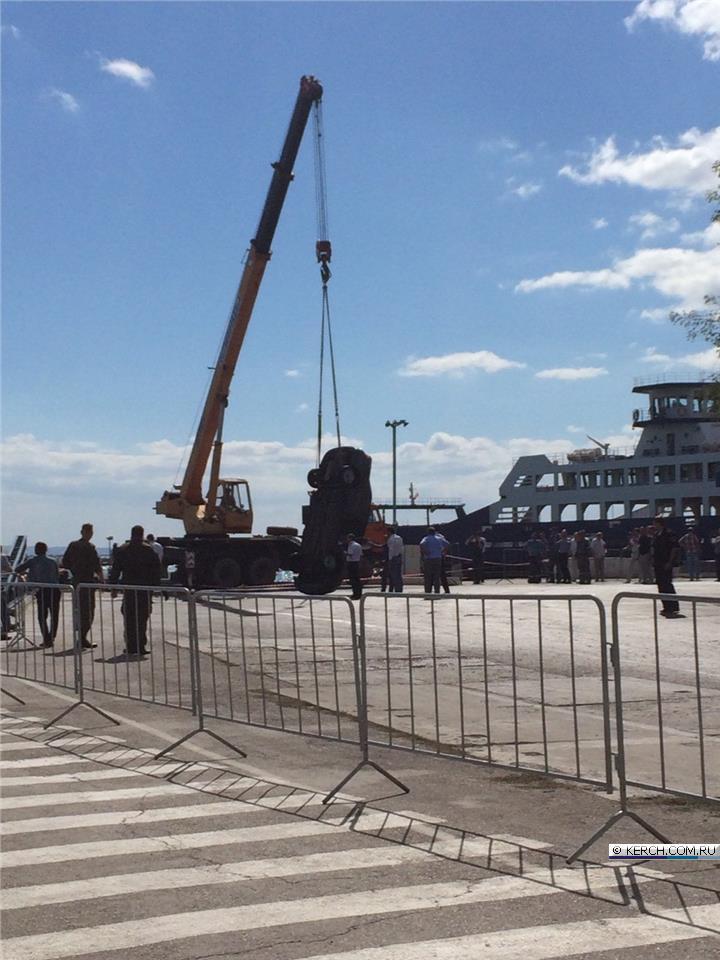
[106, 536, 114, 562]
[385, 419, 408, 524]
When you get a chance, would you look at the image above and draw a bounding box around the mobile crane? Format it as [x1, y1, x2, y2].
[156, 76, 322, 589]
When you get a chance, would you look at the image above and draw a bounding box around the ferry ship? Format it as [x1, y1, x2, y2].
[399, 377, 720, 560]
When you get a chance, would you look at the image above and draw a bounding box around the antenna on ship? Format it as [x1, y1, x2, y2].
[586, 434, 610, 456]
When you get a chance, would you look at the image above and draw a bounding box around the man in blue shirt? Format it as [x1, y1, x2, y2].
[420, 527, 448, 594]
[16, 542, 61, 647]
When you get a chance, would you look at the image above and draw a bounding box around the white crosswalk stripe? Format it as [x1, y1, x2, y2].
[0, 756, 92, 769]
[0, 800, 263, 834]
[1, 726, 718, 960]
[2, 768, 148, 786]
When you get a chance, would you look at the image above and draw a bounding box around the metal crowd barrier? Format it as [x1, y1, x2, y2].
[1, 582, 76, 692]
[612, 591, 720, 804]
[191, 591, 362, 745]
[77, 584, 195, 713]
[5, 579, 720, 827]
[359, 593, 613, 790]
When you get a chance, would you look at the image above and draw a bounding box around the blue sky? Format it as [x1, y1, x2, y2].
[2, 1, 719, 546]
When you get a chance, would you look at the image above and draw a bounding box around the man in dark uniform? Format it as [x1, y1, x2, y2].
[62, 523, 103, 648]
[653, 516, 681, 617]
[465, 531, 486, 584]
[109, 525, 162, 656]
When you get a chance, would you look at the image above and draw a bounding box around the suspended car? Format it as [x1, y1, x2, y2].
[296, 446, 372, 595]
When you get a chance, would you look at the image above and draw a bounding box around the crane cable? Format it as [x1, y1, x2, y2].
[313, 99, 342, 467]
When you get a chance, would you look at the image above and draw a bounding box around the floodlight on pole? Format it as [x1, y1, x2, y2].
[384, 419, 408, 524]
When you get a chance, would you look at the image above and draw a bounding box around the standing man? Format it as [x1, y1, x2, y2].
[713, 529, 720, 582]
[573, 531, 592, 585]
[386, 526, 404, 593]
[146, 534, 164, 565]
[556, 530, 572, 584]
[526, 533, 544, 584]
[420, 526, 447, 595]
[679, 526, 701, 581]
[16, 542, 61, 648]
[62, 523, 103, 649]
[345, 534, 364, 600]
[590, 532, 607, 582]
[109, 525, 162, 656]
[652, 516, 681, 618]
[465, 531, 486, 584]
[638, 527, 653, 584]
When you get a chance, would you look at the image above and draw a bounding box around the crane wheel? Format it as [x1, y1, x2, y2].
[248, 556, 278, 585]
[212, 558, 243, 589]
[307, 469, 321, 488]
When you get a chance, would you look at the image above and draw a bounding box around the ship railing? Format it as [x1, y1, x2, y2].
[511, 445, 637, 467]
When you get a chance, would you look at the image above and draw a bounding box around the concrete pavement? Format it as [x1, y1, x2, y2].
[2, 677, 720, 960]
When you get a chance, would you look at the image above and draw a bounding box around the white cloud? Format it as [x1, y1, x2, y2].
[516, 268, 631, 293]
[681, 220, 720, 247]
[626, 0, 720, 61]
[628, 211, 680, 239]
[99, 56, 155, 89]
[510, 181, 542, 199]
[399, 350, 526, 377]
[477, 136, 518, 152]
[284, 369, 300, 378]
[640, 307, 670, 323]
[642, 345, 720, 369]
[48, 89, 80, 113]
[567, 425, 585, 433]
[641, 346, 673, 364]
[592, 217, 609, 229]
[559, 127, 720, 195]
[2, 24, 20, 38]
[295, 402, 309, 412]
[516, 244, 720, 309]
[535, 367, 609, 381]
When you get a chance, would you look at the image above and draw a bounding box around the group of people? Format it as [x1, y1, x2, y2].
[344, 526, 405, 599]
[345, 518, 719, 621]
[6, 524, 164, 656]
[525, 529, 608, 585]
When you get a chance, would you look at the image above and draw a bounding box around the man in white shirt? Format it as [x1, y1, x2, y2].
[386, 526, 404, 593]
[590, 532, 607, 582]
[345, 534, 363, 599]
[146, 534, 164, 564]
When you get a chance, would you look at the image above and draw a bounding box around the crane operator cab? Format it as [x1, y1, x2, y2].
[214, 479, 252, 533]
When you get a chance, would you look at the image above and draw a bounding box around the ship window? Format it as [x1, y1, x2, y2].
[559, 473, 577, 490]
[692, 397, 702, 413]
[653, 464, 676, 484]
[604, 469, 625, 487]
[513, 474, 533, 488]
[580, 470, 600, 488]
[560, 504, 578, 522]
[680, 462, 703, 482]
[606, 502, 625, 520]
[537, 504, 551, 522]
[627, 467, 649, 486]
[535, 473, 555, 490]
[708, 462, 720, 481]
